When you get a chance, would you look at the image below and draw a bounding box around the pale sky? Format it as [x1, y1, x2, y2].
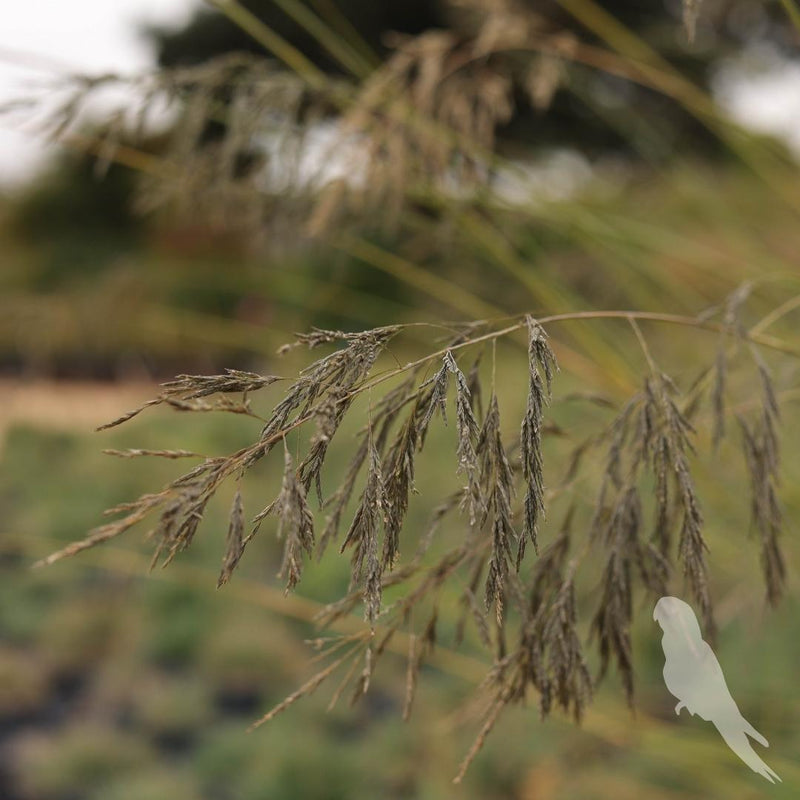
[0, 3, 798, 187]
[0, 0, 198, 186]
[713, 42, 800, 155]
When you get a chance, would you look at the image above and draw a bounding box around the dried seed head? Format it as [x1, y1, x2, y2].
[738, 351, 786, 607]
[39, 290, 792, 784]
[275, 447, 315, 593]
[519, 317, 558, 563]
[444, 350, 485, 524]
[478, 393, 517, 622]
[340, 432, 386, 624]
[218, 488, 245, 588]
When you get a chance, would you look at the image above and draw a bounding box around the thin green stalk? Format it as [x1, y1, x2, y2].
[258, 0, 373, 77]
[750, 293, 800, 336]
[336, 235, 503, 322]
[780, 0, 800, 33]
[207, 0, 327, 88]
[310, 0, 381, 67]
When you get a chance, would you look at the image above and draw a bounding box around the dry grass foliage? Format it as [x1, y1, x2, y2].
[13, 0, 581, 237]
[7, 0, 710, 240]
[37, 295, 791, 780]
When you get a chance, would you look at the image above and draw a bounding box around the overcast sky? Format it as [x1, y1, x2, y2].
[1, 2, 799, 188]
[0, 0, 198, 186]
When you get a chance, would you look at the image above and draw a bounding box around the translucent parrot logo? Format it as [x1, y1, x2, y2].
[653, 596, 780, 783]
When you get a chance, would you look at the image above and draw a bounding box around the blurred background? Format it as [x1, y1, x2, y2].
[2, 1, 800, 798]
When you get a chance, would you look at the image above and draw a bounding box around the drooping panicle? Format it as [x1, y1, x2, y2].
[275, 446, 315, 593]
[340, 430, 386, 624]
[444, 350, 484, 525]
[478, 393, 517, 623]
[739, 348, 785, 607]
[217, 488, 245, 588]
[519, 317, 558, 564]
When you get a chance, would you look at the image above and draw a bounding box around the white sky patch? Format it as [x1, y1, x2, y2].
[0, 0, 198, 186]
[493, 151, 593, 206]
[713, 43, 800, 156]
[257, 120, 368, 193]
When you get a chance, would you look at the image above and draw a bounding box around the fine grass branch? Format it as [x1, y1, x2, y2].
[35, 300, 795, 780]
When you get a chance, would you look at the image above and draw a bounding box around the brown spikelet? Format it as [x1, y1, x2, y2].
[657, 378, 713, 638]
[318, 437, 370, 558]
[275, 446, 315, 593]
[262, 326, 399, 445]
[466, 352, 484, 420]
[590, 485, 640, 707]
[543, 577, 593, 721]
[519, 317, 558, 564]
[738, 350, 785, 606]
[464, 586, 492, 649]
[351, 644, 374, 701]
[34, 501, 158, 568]
[160, 369, 282, 399]
[103, 449, 203, 459]
[164, 396, 255, 416]
[96, 399, 161, 431]
[218, 488, 244, 587]
[381, 413, 418, 570]
[478, 393, 517, 623]
[151, 460, 231, 569]
[299, 388, 353, 506]
[444, 350, 484, 525]
[418, 361, 450, 443]
[340, 432, 385, 624]
[603, 373, 713, 636]
[96, 370, 282, 431]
